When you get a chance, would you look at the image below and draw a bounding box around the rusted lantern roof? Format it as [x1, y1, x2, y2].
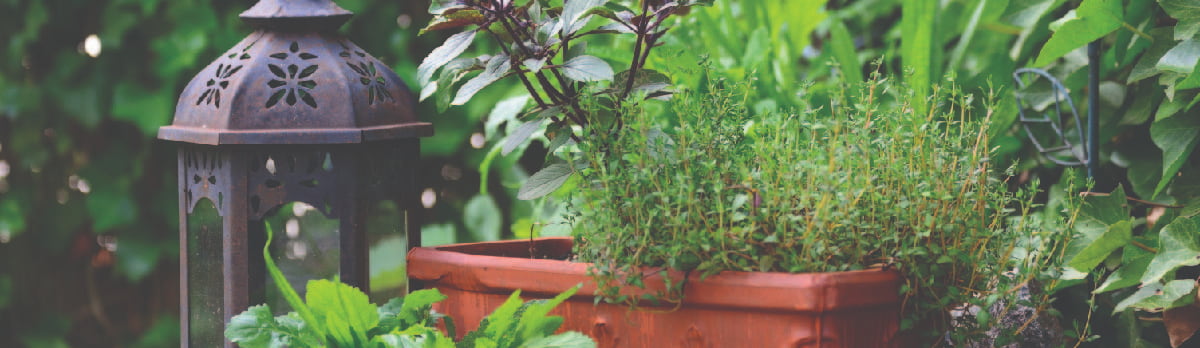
[158, 0, 432, 145]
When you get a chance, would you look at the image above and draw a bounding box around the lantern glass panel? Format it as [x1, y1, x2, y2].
[366, 200, 407, 301]
[263, 202, 340, 313]
[186, 199, 224, 347]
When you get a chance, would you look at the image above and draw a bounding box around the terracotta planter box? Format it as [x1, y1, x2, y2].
[407, 237, 901, 347]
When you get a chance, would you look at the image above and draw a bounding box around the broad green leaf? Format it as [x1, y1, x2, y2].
[1161, 0, 1200, 40]
[741, 27, 770, 70]
[828, 18, 863, 83]
[502, 119, 546, 156]
[519, 285, 579, 339]
[1141, 218, 1200, 285]
[418, 30, 478, 86]
[1096, 244, 1154, 293]
[518, 162, 575, 200]
[1177, 21, 1200, 41]
[524, 57, 547, 73]
[1150, 111, 1200, 197]
[612, 69, 670, 95]
[1069, 219, 1132, 271]
[225, 305, 276, 348]
[483, 290, 526, 339]
[453, 54, 511, 105]
[1115, 279, 1197, 313]
[306, 279, 378, 347]
[560, 0, 605, 34]
[1129, 28, 1177, 83]
[901, 0, 935, 115]
[1082, 185, 1131, 225]
[519, 331, 597, 348]
[485, 95, 529, 140]
[465, 194, 502, 241]
[560, 55, 614, 82]
[1157, 39, 1200, 74]
[396, 289, 448, 324]
[1004, 0, 1059, 60]
[1032, 0, 1123, 66]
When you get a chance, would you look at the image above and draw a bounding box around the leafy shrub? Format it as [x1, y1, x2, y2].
[570, 69, 1076, 343]
[225, 223, 594, 348]
[417, 0, 712, 202]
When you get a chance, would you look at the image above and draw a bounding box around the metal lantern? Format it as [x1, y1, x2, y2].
[157, 0, 431, 346]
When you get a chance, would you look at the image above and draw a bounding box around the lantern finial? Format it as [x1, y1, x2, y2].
[240, 0, 353, 29]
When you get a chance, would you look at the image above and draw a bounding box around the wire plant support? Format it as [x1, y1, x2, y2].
[1012, 40, 1102, 179]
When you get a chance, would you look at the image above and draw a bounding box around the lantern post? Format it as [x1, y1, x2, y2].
[157, 1, 431, 346]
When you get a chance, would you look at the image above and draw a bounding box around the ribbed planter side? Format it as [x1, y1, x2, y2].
[407, 237, 901, 347]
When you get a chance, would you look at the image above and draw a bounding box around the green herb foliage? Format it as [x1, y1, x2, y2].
[225, 223, 594, 348]
[418, 0, 712, 201]
[570, 68, 1076, 343]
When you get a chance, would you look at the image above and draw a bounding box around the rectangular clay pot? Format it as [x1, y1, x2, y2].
[407, 237, 901, 347]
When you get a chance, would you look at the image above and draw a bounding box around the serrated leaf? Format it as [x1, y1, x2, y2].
[1032, 0, 1123, 66]
[1151, 110, 1200, 197]
[503, 119, 545, 155]
[306, 279, 377, 347]
[1142, 218, 1200, 285]
[453, 54, 511, 105]
[560, 55, 613, 82]
[225, 305, 276, 348]
[465, 195, 502, 241]
[418, 30, 477, 86]
[1069, 219, 1133, 271]
[519, 285, 579, 339]
[518, 162, 574, 200]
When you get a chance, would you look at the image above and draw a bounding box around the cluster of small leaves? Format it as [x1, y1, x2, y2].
[569, 69, 1076, 344]
[416, 0, 711, 201]
[226, 223, 594, 348]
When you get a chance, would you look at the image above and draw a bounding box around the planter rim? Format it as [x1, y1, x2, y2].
[408, 237, 901, 313]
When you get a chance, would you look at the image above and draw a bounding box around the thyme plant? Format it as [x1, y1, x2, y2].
[570, 69, 1077, 344]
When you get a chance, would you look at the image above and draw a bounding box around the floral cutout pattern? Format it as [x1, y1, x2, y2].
[196, 41, 254, 108]
[266, 41, 320, 108]
[340, 48, 392, 105]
